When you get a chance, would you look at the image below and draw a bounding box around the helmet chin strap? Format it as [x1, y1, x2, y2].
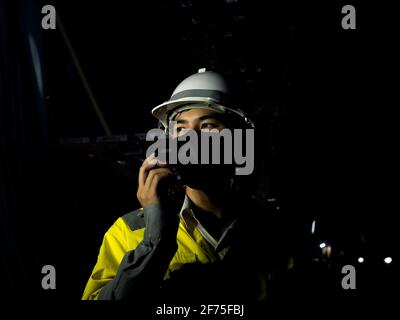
[158, 119, 167, 133]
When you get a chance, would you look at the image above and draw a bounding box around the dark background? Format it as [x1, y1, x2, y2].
[1, 0, 398, 309]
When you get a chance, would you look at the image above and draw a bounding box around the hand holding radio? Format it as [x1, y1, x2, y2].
[136, 153, 178, 207]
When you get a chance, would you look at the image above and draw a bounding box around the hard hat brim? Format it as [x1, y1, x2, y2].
[151, 97, 226, 128]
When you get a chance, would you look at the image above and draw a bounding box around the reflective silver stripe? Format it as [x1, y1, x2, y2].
[170, 89, 230, 104]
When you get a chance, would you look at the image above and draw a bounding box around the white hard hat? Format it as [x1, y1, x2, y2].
[151, 68, 254, 129]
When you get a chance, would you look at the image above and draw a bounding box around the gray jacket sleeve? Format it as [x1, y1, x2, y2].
[98, 204, 179, 300]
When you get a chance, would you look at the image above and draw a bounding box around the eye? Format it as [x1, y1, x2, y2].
[175, 127, 189, 136]
[201, 123, 217, 129]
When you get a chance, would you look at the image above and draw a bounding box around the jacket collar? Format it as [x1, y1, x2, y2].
[178, 195, 238, 258]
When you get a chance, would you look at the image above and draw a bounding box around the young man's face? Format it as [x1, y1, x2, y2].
[168, 107, 234, 191]
[171, 108, 226, 137]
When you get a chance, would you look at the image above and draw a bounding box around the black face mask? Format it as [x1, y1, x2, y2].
[172, 163, 234, 191]
[157, 131, 236, 191]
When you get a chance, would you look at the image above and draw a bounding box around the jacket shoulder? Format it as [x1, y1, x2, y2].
[121, 208, 146, 231]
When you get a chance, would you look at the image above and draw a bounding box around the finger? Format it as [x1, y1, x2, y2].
[139, 154, 168, 188]
[142, 168, 174, 196]
[138, 153, 158, 188]
[146, 170, 175, 200]
[144, 167, 174, 190]
[149, 153, 168, 167]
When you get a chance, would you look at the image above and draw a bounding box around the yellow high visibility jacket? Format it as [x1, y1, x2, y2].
[82, 199, 285, 301]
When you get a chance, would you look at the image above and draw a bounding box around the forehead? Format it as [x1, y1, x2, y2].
[175, 108, 222, 121]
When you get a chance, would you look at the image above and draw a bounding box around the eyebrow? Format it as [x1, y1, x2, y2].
[176, 115, 221, 124]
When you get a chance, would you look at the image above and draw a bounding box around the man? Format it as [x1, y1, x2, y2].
[82, 69, 289, 302]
